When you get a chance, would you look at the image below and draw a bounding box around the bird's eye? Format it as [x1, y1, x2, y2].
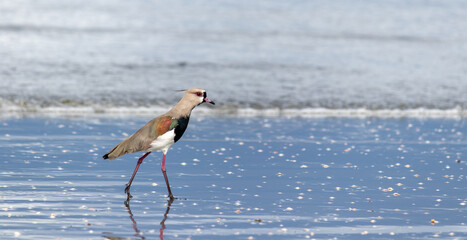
[196, 92, 203, 97]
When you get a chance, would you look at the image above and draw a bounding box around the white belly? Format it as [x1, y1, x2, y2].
[148, 129, 175, 154]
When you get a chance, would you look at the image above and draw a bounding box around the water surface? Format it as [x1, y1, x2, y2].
[1, 116, 466, 239]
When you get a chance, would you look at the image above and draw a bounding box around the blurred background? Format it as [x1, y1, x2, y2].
[1, 0, 466, 116]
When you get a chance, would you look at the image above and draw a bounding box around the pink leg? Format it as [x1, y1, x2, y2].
[161, 153, 175, 199]
[125, 152, 151, 203]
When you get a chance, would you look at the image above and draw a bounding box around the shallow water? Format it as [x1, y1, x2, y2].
[1, 116, 466, 239]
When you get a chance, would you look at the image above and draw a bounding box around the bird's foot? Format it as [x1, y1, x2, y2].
[124, 183, 133, 200]
[168, 194, 187, 200]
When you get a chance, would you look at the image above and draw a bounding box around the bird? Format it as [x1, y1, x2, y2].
[103, 88, 215, 203]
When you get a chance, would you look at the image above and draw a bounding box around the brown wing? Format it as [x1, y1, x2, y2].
[103, 116, 173, 160]
[155, 116, 173, 136]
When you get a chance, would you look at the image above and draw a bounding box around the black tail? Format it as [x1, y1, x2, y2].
[103, 143, 120, 160]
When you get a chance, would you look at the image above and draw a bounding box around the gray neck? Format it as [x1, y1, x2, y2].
[168, 99, 197, 118]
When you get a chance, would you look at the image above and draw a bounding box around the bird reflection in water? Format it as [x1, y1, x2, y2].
[159, 198, 174, 240]
[123, 198, 175, 240]
[125, 201, 145, 240]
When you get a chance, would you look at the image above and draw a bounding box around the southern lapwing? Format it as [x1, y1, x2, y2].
[103, 88, 215, 203]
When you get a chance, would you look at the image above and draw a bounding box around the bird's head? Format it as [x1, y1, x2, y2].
[184, 88, 215, 106]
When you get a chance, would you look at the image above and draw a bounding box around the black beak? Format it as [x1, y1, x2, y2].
[203, 92, 215, 105]
[204, 98, 215, 105]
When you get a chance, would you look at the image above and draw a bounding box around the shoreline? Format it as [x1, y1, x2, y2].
[0, 106, 466, 119]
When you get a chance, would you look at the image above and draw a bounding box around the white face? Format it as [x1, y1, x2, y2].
[186, 88, 214, 105]
[192, 90, 205, 104]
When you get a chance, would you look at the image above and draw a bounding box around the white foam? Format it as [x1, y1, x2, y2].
[223, 107, 466, 118]
[0, 100, 465, 119]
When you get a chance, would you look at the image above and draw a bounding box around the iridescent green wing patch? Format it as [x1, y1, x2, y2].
[169, 118, 178, 131]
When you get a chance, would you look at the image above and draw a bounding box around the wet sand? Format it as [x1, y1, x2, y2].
[0, 116, 466, 239]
